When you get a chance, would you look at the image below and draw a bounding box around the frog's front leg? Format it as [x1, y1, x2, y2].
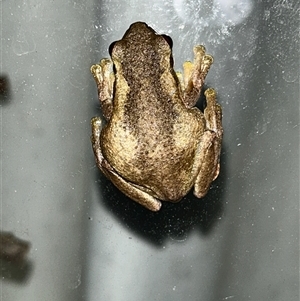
[91, 117, 162, 212]
[181, 45, 213, 108]
[193, 88, 223, 198]
[90, 59, 115, 120]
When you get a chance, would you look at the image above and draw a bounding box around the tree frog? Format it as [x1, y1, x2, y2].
[90, 22, 223, 211]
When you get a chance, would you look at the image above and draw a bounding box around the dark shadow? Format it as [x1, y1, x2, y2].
[0, 259, 33, 283]
[94, 148, 226, 246]
[0, 232, 33, 283]
[0, 75, 11, 104]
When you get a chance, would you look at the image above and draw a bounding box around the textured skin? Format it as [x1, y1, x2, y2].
[91, 22, 223, 211]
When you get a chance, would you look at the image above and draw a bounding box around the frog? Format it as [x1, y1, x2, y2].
[90, 22, 223, 212]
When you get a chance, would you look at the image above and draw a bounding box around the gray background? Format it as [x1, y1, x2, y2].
[1, 0, 299, 300]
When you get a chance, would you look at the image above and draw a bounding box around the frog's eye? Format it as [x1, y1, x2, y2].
[109, 42, 117, 56]
[161, 34, 173, 49]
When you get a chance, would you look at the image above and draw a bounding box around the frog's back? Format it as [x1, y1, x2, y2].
[101, 105, 205, 201]
[101, 22, 207, 201]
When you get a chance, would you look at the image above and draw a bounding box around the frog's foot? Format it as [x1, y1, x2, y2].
[91, 117, 162, 212]
[192, 45, 214, 89]
[182, 45, 213, 107]
[90, 59, 115, 120]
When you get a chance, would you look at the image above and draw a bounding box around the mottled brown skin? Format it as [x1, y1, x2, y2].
[91, 22, 223, 211]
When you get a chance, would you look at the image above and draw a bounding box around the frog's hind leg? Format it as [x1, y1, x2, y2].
[103, 171, 163, 212]
[203, 88, 223, 139]
[193, 131, 220, 198]
[91, 117, 162, 212]
[192, 89, 223, 198]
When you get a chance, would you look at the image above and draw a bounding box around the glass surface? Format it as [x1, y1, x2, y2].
[1, 1, 299, 300]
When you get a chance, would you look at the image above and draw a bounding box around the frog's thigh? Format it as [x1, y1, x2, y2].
[90, 117, 162, 212]
[193, 131, 220, 198]
[102, 168, 162, 212]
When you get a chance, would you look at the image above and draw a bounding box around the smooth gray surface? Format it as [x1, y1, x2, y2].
[1, 1, 299, 301]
